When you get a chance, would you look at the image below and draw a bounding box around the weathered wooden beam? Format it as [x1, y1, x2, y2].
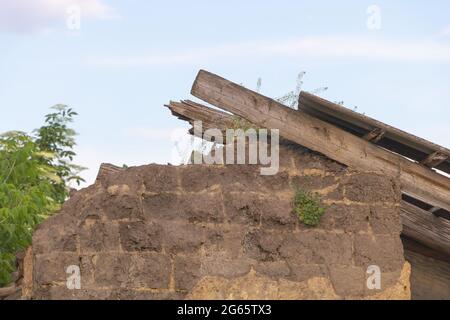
[300, 91, 450, 165]
[401, 201, 450, 255]
[191, 70, 450, 211]
[166, 100, 235, 140]
[299, 95, 450, 174]
[166, 100, 293, 146]
[421, 151, 448, 168]
[402, 235, 450, 264]
[363, 128, 386, 143]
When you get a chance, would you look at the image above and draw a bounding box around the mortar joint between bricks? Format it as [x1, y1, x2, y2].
[168, 256, 176, 291]
[219, 184, 230, 228]
[175, 166, 183, 193]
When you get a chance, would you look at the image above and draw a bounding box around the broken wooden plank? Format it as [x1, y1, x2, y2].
[166, 100, 235, 140]
[191, 70, 450, 212]
[421, 151, 448, 168]
[167, 100, 293, 146]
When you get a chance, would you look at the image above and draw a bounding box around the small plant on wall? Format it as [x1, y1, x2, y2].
[293, 189, 326, 226]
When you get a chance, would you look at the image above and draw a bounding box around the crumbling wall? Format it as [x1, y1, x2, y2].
[27, 145, 410, 299]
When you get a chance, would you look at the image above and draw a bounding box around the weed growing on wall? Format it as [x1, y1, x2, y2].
[293, 189, 326, 226]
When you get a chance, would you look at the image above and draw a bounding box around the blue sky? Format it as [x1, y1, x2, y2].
[1, 0, 449, 187]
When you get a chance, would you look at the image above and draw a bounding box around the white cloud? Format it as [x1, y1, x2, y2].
[0, 0, 117, 33]
[88, 36, 450, 67]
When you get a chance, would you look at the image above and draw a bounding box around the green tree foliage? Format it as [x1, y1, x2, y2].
[0, 105, 84, 287]
[34, 105, 85, 203]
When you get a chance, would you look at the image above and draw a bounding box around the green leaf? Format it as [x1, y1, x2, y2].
[0, 104, 86, 287]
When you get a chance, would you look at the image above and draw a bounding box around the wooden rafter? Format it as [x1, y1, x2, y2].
[421, 151, 448, 168]
[299, 92, 450, 174]
[363, 128, 386, 143]
[401, 201, 450, 255]
[190, 70, 450, 212]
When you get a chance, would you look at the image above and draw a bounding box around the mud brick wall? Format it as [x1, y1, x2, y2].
[27, 145, 410, 299]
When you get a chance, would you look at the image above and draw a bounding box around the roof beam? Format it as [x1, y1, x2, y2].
[299, 92, 450, 174]
[299, 92, 450, 160]
[166, 100, 290, 145]
[363, 128, 386, 143]
[191, 70, 450, 212]
[421, 151, 448, 168]
[401, 201, 450, 255]
[166, 100, 234, 140]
